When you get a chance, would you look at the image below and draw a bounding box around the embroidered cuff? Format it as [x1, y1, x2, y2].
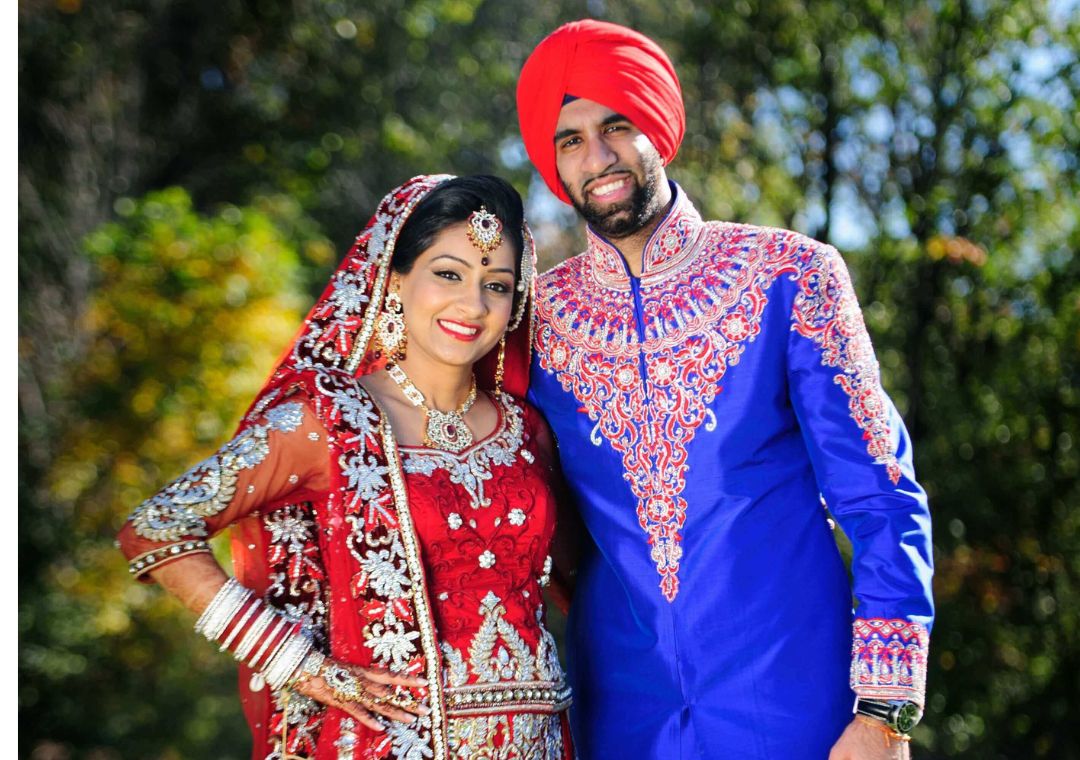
[850, 617, 929, 705]
[128, 539, 212, 580]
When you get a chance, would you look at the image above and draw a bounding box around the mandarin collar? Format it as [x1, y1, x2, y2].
[586, 182, 705, 290]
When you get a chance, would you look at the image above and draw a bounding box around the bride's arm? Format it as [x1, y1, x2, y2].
[117, 396, 428, 731]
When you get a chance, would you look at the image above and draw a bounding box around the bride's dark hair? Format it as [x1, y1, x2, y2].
[392, 175, 526, 288]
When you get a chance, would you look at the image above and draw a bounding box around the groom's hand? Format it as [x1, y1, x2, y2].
[828, 717, 910, 760]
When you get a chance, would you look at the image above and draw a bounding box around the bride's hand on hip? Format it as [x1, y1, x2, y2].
[292, 659, 431, 732]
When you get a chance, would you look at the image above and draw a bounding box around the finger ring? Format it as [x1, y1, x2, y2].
[321, 663, 363, 704]
[388, 689, 418, 709]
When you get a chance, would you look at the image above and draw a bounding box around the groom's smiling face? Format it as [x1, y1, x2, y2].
[553, 98, 666, 239]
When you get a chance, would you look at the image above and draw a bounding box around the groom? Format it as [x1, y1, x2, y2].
[518, 20, 934, 760]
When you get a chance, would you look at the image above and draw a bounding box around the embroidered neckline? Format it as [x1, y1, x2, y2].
[586, 182, 706, 290]
[536, 212, 902, 602]
[400, 393, 531, 509]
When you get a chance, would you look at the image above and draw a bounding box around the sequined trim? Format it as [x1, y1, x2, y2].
[307, 371, 447, 759]
[129, 401, 306, 542]
[441, 592, 569, 720]
[445, 683, 572, 717]
[587, 186, 705, 290]
[379, 414, 449, 759]
[400, 393, 527, 509]
[127, 539, 211, 578]
[263, 503, 329, 759]
[850, 617, 929, 705]
[447, 712, 565, 759]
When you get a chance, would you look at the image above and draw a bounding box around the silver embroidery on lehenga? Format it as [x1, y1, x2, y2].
[440, 593, 569, 759]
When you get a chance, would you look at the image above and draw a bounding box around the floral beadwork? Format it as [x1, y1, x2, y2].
[446, 712, 565, 760]
[791, 245, 902, 484]
[440, 592, 569, 712]
[129, 401, 305, 543]
[309, 371, 447, 760]
[257, 501, 331, 760]
[534, 195, 801, 602]
[850, 617, 929, 703]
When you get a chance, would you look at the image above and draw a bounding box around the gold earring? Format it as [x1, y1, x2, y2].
[375, 282, 407, 363]
[494, 335, 506, 394]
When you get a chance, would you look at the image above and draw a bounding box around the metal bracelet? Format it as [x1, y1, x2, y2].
[201, 581, 249, 641]
[272, 638, 312, 691]
[210, 588, 253, 642]
[195, 578, 253, 642]
[254, 620, 293, 676]
[290, 649, 327, 688]
[194, 577, 239, 635]
[276, 635, 314, 690]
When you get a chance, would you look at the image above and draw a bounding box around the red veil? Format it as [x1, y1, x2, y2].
[227, 175, 537, 759]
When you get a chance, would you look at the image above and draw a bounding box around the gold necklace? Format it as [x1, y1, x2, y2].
[387, 363, 478, 453]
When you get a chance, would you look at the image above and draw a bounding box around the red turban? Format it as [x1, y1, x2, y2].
[516, 20, 685, 204]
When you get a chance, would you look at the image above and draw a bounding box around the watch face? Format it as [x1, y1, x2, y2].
[894, 702, 922, 733]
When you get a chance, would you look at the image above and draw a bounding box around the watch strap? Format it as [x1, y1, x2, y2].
[855, 698, 894, 723]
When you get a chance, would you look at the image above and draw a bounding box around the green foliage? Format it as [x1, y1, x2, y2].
[20, 187, 317, 758]
[19, 0, 1080, 757]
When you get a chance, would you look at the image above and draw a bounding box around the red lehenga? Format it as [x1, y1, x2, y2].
[117, 175, 573, 760]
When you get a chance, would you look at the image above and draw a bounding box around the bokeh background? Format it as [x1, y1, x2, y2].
[18, 1, 1079, 757]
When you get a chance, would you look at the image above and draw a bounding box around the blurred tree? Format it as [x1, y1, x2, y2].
[20, 188, 320, 758]
[18, 0, 1080, 757]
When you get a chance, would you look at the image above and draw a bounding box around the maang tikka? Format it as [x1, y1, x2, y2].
[375, 280, 407, 363]
[467, 206, 503, 266]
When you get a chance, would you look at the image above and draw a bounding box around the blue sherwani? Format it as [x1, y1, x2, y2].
[528, 184, 934, 759]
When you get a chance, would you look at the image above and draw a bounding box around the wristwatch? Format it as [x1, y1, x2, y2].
[855, 698, 923, 734]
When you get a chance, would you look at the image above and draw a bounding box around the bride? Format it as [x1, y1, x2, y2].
[117, 175, 574, 759]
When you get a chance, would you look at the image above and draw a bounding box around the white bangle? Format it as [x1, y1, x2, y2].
[263, 630, 313, 692]
[194, 577, 239, 635]
[195, 578, 252, 642]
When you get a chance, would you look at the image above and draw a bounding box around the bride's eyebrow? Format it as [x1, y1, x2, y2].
[431, 254, 513, 276]
[430, 254, 472, 267]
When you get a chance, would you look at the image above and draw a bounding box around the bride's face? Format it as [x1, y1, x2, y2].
[393, 221, 516, 371]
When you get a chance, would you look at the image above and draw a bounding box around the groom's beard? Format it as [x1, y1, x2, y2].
[562, 148, 665, 240]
